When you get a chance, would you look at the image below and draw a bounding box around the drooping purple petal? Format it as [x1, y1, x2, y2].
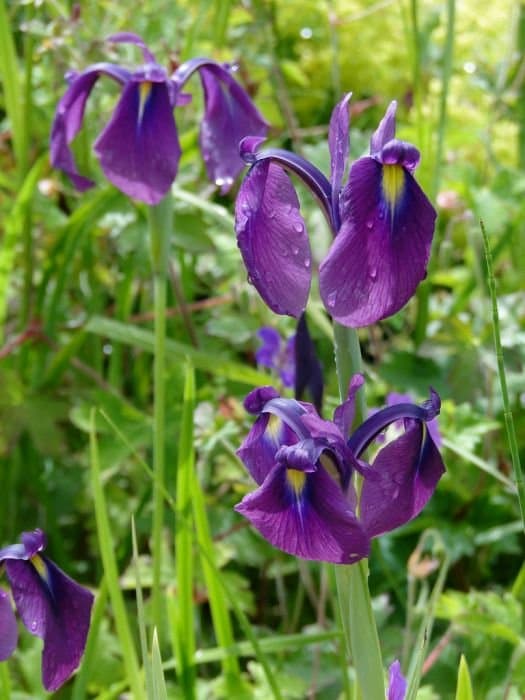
[50, 63, 131, 192]
[197, 65, 268, 192]
[370, 100, 397, 155]
[328, 92, 352, 213]
[0, 590, 17, 661]
[388, 660, 407, 700]
[319, 153, 436, 327]
[235, 460, 369, 564]
[236, 160, 311, 317]
[5, 555, 94, 691]
[243, 386, 280, 415]
[359, 424, 445, 539]
[0, 528, 46, 561]
[93, 79, 180, 204]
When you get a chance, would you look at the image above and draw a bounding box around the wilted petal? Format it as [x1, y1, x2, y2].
[388, 660, 407, 700]
[236, 160, 311, 317]
[360, 423, 445, 538]
[328, 92, 351, 212]
[0, 590, 17, 661]
[370, 100, 397, 155]
[94, 79, 180, 204]
[235, 460, 369, 564]
[198, 65, 268, 192]
[6, 555, 94, 691]
[319, 154, 436, 326]
[50, 63, 130, 192]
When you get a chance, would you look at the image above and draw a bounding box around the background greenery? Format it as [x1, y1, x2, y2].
[0, 0, 524, 697]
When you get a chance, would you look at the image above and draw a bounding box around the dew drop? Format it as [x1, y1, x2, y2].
[326, 291, 337, 308]
[366, 219, 374, 229]
[369, 267, 377, 280]
[304, 259, 311, 269]
[293, 222, 303, 233]
[292, 246, 299, 256]
[31, 620, 37, 632]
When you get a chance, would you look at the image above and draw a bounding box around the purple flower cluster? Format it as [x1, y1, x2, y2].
[51, 32, 268, 204]
[235, 375, 445, 564]
[235, 95, 436, 327]
[0, 530, 93, 691]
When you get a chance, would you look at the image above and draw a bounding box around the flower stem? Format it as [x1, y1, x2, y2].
[333, 322, 385, 700]
[148, 196, 172, 635]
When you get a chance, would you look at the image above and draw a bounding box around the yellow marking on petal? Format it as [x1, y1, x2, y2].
[382, 164, 405, 207]
[31, 554, 50, 584]
[138, 81, 152, 123]
[319, 453, 341, 486]
[286, 469, 306, 495]
[266, 414, 282, 440]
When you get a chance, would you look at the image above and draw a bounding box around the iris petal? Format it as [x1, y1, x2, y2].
[235, 463, 369, 564]
[94, 80, 180, 204]
[5, 556, 94, 691]
[370, 100, 397, 155]
[319, 155, 436, 327]
[237, 412, 298, 486]
[198, 65, 268, 193]
[388, 660, 407, 700]
[50, 63, 130, 192]
[0, 590, 17, 661]
[328, 92, 351, 213]
[236, 160, 311, 317]
[360, 424, 445, 538]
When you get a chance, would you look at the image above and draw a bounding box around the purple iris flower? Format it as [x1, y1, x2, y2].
[50, 32, 268, 204]
[234, 375, 445, 564]
[235, 95, 436, 327]
[385, 391, 442, 448]
[388, 660, 407, 700]
[256, 327, 296, 388]
[0, 529, 94, 691]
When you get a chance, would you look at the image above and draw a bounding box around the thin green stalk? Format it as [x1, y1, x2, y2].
[480, 220, 525, 532]
[148, 196, 172, 634]
[414, 0, 455, 345]
[0, 661, 11, 700]
[132, 518, 153, 698]
[89, 409, 144, 700]
[173, 363, 196, 699]
[333, 323, 384, 700]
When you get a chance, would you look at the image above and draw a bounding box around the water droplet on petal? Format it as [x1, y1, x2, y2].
[366, 219, 374, 229]
[369, 267, 377, 280]
[31, 620, 37, 632]
[304, 259, 311, 269]
[327, 291, 337, 308]
[292, 246, 299, 256]
[293, 222, 303, 233]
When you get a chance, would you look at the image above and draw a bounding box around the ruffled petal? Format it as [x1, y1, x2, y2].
[0, 590, 17, 661]
[319, 155, 436, 326]
[328, 92, 351, 212]
[6, 555, 94, 691]
[50, 63, 130, 191]
[94, 79, 180, 204]
[235, 462, 369, 564]
[198, 65, 268, 192]
[236, 160, 311, 317]
[359, 424, 445, 538]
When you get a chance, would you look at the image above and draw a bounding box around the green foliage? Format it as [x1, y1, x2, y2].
[0, 0, 523, 697]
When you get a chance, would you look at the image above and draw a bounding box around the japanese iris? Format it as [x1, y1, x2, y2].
[51, 32, 268, 204]
[0, 529, 94, 691]
[235, 376, 445, 564]
[235, 95, 436, 327]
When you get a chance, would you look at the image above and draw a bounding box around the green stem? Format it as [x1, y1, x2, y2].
[480, 221, 525, 532]
[148, 196, 172, 634]
[333, 323, 384, 700]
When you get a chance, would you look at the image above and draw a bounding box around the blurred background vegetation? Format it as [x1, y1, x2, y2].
[0, 0, 524, 697]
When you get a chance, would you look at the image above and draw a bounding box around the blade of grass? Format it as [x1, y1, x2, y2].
[85, 315, 271, 385]
[132, 517, 153, 699]
[151, 630, 169, 700]
[89, 408, 144, 700]
[480, 220, 525, 532]
[0, 0, 28, 174]
[0, 662, 11, 700]
[173, 362, 196, 699]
